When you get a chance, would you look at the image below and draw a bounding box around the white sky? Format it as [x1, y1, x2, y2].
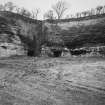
[0, 0, 105, 19]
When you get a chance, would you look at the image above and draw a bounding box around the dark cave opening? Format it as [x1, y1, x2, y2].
[27, 50, 35, 56]
[53, 50, 62, 57]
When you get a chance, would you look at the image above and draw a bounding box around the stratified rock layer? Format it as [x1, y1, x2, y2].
[0, 11, 105, 57]
[44, 14, 105, 49]
[0, 11, 43, 57]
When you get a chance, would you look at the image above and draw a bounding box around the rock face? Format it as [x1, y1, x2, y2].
[44, 14, 105, 50]
[0, 11, 105, 57]
[0, 11, 43, 57]
[0, 42, 25, 57]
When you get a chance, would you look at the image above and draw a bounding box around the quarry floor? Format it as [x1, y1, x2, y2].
[0, 56, 105, 105]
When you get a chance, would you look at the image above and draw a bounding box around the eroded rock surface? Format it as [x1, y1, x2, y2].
[0, 11, 43, 57]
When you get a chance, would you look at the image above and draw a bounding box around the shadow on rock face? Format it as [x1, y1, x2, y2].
[27, 50, 35, 57]
[53, 51, 62, 57]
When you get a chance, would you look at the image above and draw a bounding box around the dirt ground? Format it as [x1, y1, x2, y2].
[0, 56, 105, 105]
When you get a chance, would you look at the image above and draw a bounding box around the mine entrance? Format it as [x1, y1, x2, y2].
[27, 50, 35, 56]
[53, 50, 62, 57]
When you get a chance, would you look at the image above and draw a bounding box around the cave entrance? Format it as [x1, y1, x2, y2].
[27, 50, 35, 56]
[53, 50, 62, 57]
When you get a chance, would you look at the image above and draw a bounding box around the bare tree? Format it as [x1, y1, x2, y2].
[52, 0, 68, 19]
[66, 14, 74, 19]
[86, 11, 91, 16]
[19, 8, 27, 15]
[103, 6, 105, 13]
[31, 8, 40, 19]
[4, 2, 16, 12]
[76, 13, 80, 18]
[96, 6, 103, 14]
[90, 9, 95, 15]
[101, 6, 105, 14]
[0, 4, 4, 11]
[44, 10, 55, 20]
[19, 8, 31, 17]
[65, 14, 70, 19]
[15, 7, 21, 14]
[82, 11, 88, 17]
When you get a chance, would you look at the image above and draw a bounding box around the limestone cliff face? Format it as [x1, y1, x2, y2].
[0, 11, 105, 57]
[44, 14, 105, 49]
[0, 11, 43, 57]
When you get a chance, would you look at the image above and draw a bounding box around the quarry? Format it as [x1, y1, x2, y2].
[0, 11, 105, 57]
[0, 8, 105, 105]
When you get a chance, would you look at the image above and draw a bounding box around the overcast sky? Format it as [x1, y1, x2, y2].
[0, 0, 105, 19]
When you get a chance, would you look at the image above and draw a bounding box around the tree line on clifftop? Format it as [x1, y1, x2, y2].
[0, 1, 105, 20]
